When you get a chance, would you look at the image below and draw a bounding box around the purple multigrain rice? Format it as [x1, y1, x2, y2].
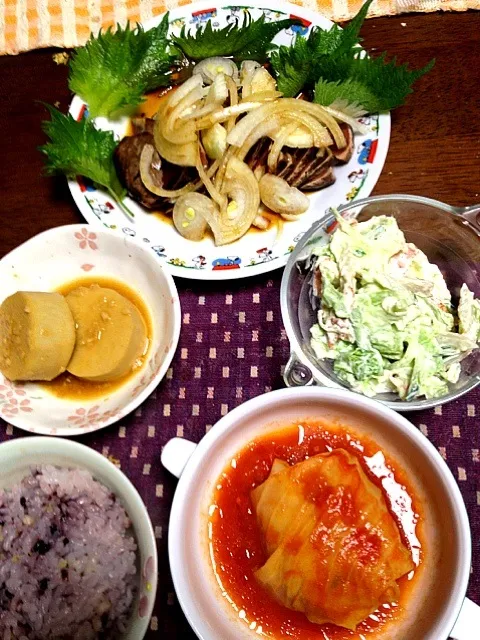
[0, 466, 138, 640]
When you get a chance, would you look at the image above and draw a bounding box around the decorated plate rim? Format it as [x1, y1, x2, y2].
[67, 0, 391, 281]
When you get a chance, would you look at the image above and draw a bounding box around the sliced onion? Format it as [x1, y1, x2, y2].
[193, 57, 239, 85]
[240, 61, 261, 98]
[213, 146, 235, 194]
[173, 193, 212, 241]
[153, 127, 198, 167]
[287, 112, 333, 148]
[180, 76, 229, 121]
[284, 100, 346, 148]
[202, 123, 227, 160]
[233, 111, 329, 161]
[206, 158, 221, 178]
[227, 99, 344, 149]
[154, 104, 198, 167]
[139, 144, 200, 198]
[201, 157, 260, 246]
[226, 76, 239, 107]
[253, 214, 270, 230]
[180, 101, 221, 122]
[180, 77, 231, 123]
[234, 116, 282, 162]
[225, 75, 239, 135]
[162, 84, 203, 144]
[280, 213, 302, 222]
[259, 174, 309, 216]
[206, 72, 228, 105]
[179, 76, 226, 121]
[196, 152, 227, 210]
[240, 90, 282, 104]
[319, 146, 334, 168]
[283, 125, 316, 148]
[195, 100, 267, 131]
[253, 164, 267, 181]
[268, 121, 298, 172]
[167, 75, 203, 111]
[321, 105, 369, 134]
[249, 67, 277, 96]
[226, 101, 283, 147]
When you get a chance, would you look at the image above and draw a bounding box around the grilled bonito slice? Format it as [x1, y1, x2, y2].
[66, 285, 147, 382]
[0, 291, 76, 381]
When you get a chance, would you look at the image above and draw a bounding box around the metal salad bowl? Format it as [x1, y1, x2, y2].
[280, 194, 480, 411]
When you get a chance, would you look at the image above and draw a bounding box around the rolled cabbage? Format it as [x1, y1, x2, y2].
[251, 449, 414, 630]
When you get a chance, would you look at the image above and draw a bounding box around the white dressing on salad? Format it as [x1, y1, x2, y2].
[310, 213, 480, 401]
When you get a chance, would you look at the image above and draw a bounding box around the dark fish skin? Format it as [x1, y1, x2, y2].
[244, 123, 353, 190]
[114, 119, 195, 210]
[114, 118, 354, 209]
[114, 132, 163, 210]
[246, 141, 337, 191]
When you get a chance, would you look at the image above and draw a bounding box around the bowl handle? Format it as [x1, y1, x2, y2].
[452, 204, 480, 236]
[283, 352, 315, 387]
[450, 597, 480, 639]
[161, 437, 197, 479]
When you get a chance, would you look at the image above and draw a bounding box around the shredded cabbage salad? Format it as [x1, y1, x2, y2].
[310, 213, 480, 400]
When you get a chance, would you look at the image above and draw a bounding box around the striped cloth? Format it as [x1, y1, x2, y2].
[0, 0, 477, 56]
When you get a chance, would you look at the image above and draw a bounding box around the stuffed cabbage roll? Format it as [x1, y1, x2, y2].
[251, 449, 414, 630]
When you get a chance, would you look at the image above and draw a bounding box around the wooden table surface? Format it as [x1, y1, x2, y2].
[1, 10, 479, 255]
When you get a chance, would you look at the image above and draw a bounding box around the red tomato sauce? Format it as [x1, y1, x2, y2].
[208, 421, 424, 639]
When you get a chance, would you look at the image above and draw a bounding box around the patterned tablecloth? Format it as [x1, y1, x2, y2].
[0, 269, 479, 637]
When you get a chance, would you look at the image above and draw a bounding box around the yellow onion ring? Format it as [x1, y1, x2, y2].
[196, 146, 227, 210]
[154, 103, 198, 167]
[200, 157, 260, 246]
[240, 91, 282, 104]
[139, 145, 200, 198]
[162, 85, 202, 144]
[195, 100, 267, 131]
[225, 76, 239, 135]
[268, 121, 299, 173]
[227, 99, 345, 149]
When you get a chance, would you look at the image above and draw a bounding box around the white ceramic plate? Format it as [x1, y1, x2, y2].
[68, 0, 390, 280]
[0, 225, 181, 435]
[163, 387, 472, 640]
[0, 437, 158, 639]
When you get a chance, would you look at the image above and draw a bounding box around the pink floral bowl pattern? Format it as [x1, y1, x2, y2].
[0, 224, 181, 436]
[0, 437, 158, 639]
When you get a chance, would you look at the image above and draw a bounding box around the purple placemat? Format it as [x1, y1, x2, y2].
[1, 270, 479, 638]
